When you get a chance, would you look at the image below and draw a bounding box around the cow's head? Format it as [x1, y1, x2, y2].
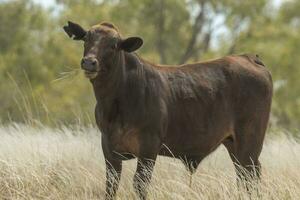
[63, 21, 143, 79]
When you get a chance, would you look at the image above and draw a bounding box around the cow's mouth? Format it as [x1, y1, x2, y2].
[84, 70, 98, 79]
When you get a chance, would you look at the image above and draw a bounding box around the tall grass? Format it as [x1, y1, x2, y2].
[4, 71, 94, 127]
[0, 124, 299, 199]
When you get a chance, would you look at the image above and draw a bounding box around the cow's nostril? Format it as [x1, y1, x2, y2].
[81, 57, 99, 72]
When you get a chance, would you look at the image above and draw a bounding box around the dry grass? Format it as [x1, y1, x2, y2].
[0, 124, 299, 200]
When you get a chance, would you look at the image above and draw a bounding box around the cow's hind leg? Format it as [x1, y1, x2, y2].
[223, 139, 261, 197]
[223, 135, 261, 181]
[223, 114, 268, 193]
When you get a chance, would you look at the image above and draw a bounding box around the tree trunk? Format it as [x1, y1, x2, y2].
[156, 0, 167, 64]
[179, 0, 206, 64]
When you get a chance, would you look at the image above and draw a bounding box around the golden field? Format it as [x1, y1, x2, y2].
[0, 124, 299, 200]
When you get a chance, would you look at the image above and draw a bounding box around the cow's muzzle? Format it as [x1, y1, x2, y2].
[81, 56, 99, 79]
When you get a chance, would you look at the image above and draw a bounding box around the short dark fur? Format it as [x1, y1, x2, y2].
[64, 21, 273, 200]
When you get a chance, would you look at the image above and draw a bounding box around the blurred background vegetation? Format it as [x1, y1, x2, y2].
[0, 0, 299, 131]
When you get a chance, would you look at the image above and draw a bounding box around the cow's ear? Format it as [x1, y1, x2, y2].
[63, 21, 87, 41]
[119, 37, 143, 52]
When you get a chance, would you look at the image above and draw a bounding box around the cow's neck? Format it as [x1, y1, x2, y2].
[92, 52, 148, 97]
[91, 52, 150, 128]
[91, 52, 126, 103]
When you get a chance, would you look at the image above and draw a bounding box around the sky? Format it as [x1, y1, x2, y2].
[33, 0, 56, 8]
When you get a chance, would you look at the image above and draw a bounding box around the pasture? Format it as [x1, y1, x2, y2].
[0, 124, 299, 200]
[1, 1, 300, 199]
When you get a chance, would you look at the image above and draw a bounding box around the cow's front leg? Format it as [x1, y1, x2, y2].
[132, 129, 162, 199]
[133, 156, 157, 200]
[104, 158, 122, 200]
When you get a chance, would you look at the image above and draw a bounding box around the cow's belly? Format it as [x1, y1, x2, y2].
[159, 131, 227, 158]
[161, 103, 233, 157]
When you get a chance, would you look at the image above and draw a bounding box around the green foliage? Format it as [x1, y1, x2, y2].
[230, 1, 300, 129]
[0, 0, 94, 125]
[0, 0, 299, 130]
